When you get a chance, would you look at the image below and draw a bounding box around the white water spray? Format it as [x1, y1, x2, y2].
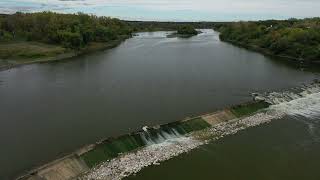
[261, 83, 320, 141]
[80, 83, 320, 180]
[257, 83, 320, 119]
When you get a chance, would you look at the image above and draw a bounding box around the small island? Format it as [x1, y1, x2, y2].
[167, 25, 200, 38]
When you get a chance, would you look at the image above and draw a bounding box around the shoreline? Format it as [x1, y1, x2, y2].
[220, 39, 320, 65]
[0, 37, 130, 72]
[16, 100, 269, 180]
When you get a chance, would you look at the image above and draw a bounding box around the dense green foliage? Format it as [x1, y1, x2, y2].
[0, 12, 217, 67]
[127, 21, 214, 32]
[0, 12, 132, 49]
[177, 25, 198, 35]
[217, 18, 320, 62]
[0, 12, 216, 50]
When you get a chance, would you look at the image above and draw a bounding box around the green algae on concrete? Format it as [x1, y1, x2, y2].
[80, 117, 211, 168]
[230, 101, 270, 118]
[81, 134, 145, 168]
[17, 109, 235, 179]
[163, 117, 211, 135]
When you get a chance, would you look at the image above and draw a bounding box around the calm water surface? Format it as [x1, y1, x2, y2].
[128, 115, 320, 180]
[0, 30, 318, 179]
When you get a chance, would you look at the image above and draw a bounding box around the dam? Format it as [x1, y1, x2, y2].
[2, 30, 319, 179]
[18, 100, 269, 180]
[17, 81, 320, 180]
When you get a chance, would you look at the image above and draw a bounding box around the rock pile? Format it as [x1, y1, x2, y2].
[197, 111, 285, 141]
[79, 137, 203, 180]
[79, 112, 285, 180]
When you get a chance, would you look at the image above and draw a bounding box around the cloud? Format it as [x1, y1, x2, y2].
[1, 0, 320, 21]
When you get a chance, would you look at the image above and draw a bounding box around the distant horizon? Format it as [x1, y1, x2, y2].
[1, 0, 320, 22]
[1, 11, 319, 23]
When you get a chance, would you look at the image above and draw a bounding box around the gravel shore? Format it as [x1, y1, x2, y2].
[79, 111, 284, 180]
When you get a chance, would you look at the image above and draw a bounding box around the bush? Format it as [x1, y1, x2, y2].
[57, 30, 83, 48]
[0, 30, 13, 41]
[177, 25, 198, 35]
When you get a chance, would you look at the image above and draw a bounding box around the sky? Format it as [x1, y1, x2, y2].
[0, 0, 320, 21]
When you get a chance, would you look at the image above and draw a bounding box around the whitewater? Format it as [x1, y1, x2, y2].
[80, 83, 320, 180]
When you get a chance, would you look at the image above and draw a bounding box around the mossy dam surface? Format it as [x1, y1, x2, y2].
[17, 100, 269, 180]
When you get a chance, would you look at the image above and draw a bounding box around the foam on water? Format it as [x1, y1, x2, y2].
[80, 83, 320, 180]
[80, 137, 204, 180]
[261, 83, 320, 142]
[256, 83, 320, 105]
[80, 111, 285, 180]
[258, 83, 320, 119]
[269, 92, 320, 118]
[139, 128, 182, 145]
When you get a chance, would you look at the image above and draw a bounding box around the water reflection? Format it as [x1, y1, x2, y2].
[0, 30, 319, 179]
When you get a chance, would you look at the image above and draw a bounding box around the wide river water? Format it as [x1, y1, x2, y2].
[0, 30, 319, 179]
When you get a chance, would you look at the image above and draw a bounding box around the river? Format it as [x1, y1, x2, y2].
[128, 115, 320, 180]
[0, 30, 319, 179]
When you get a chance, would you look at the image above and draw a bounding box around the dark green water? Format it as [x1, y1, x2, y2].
[128, 115, 320, 180]
[0, 30, 319, 179]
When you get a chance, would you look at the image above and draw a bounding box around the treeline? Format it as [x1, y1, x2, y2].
[0, 12, 133, 49]
[0, 12, 216, 49]
[126, 21, 215, 32]
[216, 18, 320, 62]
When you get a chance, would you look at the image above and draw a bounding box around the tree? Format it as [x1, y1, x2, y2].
[177, 25, 198, 35]
[0, 12, 134, 49]
[217, 17, 320, 62]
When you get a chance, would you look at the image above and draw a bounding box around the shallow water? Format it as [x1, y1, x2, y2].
[128, 86, 320, 180]
[0, 30, 318, 179]
[128, 115, 320, 180]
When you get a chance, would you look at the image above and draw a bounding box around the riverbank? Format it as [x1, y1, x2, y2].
[0, 37, 130, 71]
[214, 18, 320, 65]
[16, 100, 269, 180]
[220, 39, 320, 65]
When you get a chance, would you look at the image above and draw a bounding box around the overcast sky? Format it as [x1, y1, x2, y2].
[1, 0, 320, 21]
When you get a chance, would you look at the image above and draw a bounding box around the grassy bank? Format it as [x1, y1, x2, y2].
[0, 37, 128, 70]
[221, 39, 315, 64]
[0, 12, 133, 70]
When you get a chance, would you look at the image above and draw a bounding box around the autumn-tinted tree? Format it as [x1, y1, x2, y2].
[216, 18, 320, 62]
